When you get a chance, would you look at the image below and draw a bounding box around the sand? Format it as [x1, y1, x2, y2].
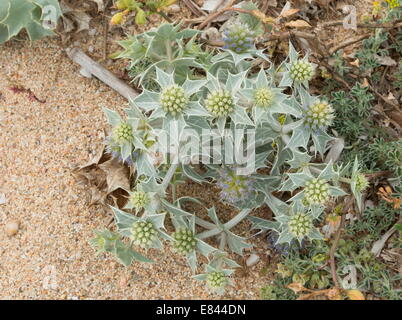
[0, 37, 272, 300]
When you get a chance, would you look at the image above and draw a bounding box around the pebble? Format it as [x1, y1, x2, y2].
[5, 222, 19, 237]
[246, 254, 260, 267]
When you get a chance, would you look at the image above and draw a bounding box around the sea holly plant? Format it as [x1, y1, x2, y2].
[91, 22, 368, 295]
[0, 0, 62, 44]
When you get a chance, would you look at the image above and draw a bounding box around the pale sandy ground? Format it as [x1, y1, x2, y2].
[0, 38, 270, 300]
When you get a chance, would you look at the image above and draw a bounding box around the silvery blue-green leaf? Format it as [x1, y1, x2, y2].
[120, 142, 132, 161]
[225, 230, 252, 255]
[141, 177, 165, 196]
[288, 41, 298, 62]
[254, 175, 281, 195]
[287, 190, 305, 203]
[182, 78, 207, 96]
[148, 106, 166, 120]
[186, 250, 197, 274]
[103, 107, 121, 126]
[186, 101, 211, 117]
[193, 274, 208, 281]
[112, 206, 137, 230]
[276, 230, 294, 244]
[248, 216, 280, 232]
[196, 239, 216, 257]
[136, 153, 157, 178]
[312, 130, 333, 156]
[279, 71, 293, 87]
[255, 68, 268, 87]
[125, 100, 143, 119]
[172, 57, 204, 70]
[161, 198, 192, 218]
[318, 161, 337, 181]
[308, 228, 323, 241]
[114, 240, 154, 266]
[310, 205, 325, 219]
[182, 165, 205, 183]
[226, 71, 247, 93]
[232, 106, 253, 126]
[265, 193, 289, 217]
[279, 176, 298, 192]
[252, 104, 267, 124]
[176, 28, 199, 39]
[288, 150, 311, 169]
[207, 207, 222, 227]
[156, 67, 174, 88]
[286, 125, 310, 150]
[147, 213, 166, 229]
[133, 89, 160, 112]
[269, 100, 302, 117]
[288, 172, 312, 187]
[329, 186, 348, 197]
[215, 116, 227, 136]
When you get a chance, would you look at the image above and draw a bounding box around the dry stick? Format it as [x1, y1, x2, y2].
[328, 33, 371, 56]
[321, 20, 402, 29]
[197, 0, 237, 29]
[329, 198, 354, 288]
[65, 48, 139, 101]
[181, 0, 207, 17]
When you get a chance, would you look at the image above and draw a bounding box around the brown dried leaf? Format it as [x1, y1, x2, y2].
[285, 20, 311, 28]
[280, 8, 300, 18]
[287, 282, 307, 293]
[327, 288, 342, 300]
[346, 289, 365, 300]
[98, 158, 131, 194]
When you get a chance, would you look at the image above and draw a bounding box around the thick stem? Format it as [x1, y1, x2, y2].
[195, 216, 216, 229]
[197, 209, 251, 239]
[162, 163, 179, 191]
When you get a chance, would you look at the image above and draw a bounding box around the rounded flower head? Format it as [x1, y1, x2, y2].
[216, 167, 255, 207]
[112, 122, 134, 144]
[222, 22, 254, 53]
[160, 84, 188, 116]
[129, 190, 149, 211]
[355, 173, 369, 192]
[105, 135, 139, 165]
[304, 178, 330, 205]
[288, 213, 313, 238]
[254, 87, 274, 108]
[131, 220, 157, 248]
[303, 100, 334, 130]
[172, 228, 197, 254]
[290, 60, 315, 82]
[207, 271, 227, 289]
[204, 89, 234, 117]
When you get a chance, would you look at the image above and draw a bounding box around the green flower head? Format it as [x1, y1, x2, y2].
[129, 190, 150, 211]
[290, 60, 315, 82]
[254, 87, 274, 108]
[172, 228, 197, 254]
[204, 89, 234, 117]
[112, 122, 134, 144]
[131, 220, 157, 248]
[288, 213, 313, 238]
[160, 84, 189, 116]
[355, 173, 369, 192]
[207, 271, 227, 289]
[304, 178, 330, 205]
[303, 100, 334, 130]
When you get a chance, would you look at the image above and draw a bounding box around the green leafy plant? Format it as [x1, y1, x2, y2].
[91, 21, 371, 295]
[0, 0, 61, 44]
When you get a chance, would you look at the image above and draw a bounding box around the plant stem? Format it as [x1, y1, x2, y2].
[162, 163, 179, 191]
[197, 209, 251, 239]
